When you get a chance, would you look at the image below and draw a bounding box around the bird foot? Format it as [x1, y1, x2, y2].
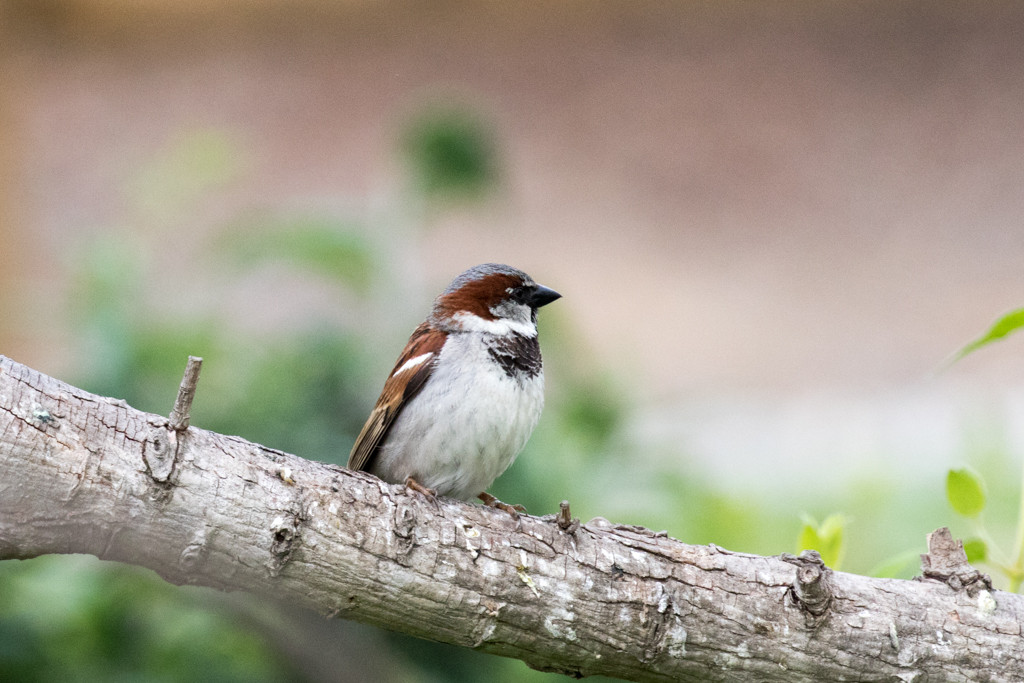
[405, 477, 437, 498]
[478, 492, 526, 519]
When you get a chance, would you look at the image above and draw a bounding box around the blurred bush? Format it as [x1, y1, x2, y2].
[0, 556, 300, 683]
[400, 102, 500, 203]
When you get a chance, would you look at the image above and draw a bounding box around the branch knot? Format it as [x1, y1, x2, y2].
[783, 550, 834, 620]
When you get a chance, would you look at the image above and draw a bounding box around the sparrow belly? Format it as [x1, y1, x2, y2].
[369, 334, 544, 500]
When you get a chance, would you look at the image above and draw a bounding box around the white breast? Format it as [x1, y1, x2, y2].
[369, 331, 545, 500]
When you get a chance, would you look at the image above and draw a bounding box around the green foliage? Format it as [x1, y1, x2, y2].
[945, 463, 1024, 592]
[797, 514, 846, 569]
[0, 556, 299, 683]
[963, 538, 988, 563]
[949, 307, 1024, 364]
[946, 467, 986, 518]
[400, 103, 499, 201]
[558, 379, 623, 450]
[217, 214, 375, 293]
[940, 314, 1024, 591]
[868, 551, 921, 579]
[200, 332, 372, 464]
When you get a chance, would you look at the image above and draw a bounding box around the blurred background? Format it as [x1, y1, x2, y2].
[2, 1, 1024, 681]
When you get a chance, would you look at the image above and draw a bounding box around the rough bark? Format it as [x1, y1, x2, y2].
[0, 354, 1021, 682]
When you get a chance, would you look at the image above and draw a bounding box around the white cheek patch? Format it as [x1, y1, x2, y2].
[452, 311, 537, 337]
[392, 352, 434, 377]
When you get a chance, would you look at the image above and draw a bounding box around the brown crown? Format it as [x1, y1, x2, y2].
[434, 271, 526, 321]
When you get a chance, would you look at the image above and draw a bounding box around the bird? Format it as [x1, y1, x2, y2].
[347, 263, 560, 516]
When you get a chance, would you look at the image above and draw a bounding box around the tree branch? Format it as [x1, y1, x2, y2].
[0, 355, 1021, 682]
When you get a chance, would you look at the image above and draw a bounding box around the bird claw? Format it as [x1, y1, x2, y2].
[405, 477, 439, 506]
[478, 492, 526, 519]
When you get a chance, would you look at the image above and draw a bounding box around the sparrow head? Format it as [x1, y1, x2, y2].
[431, 263, 561, 334]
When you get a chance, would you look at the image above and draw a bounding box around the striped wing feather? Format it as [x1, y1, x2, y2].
[347, 323, 444, 473]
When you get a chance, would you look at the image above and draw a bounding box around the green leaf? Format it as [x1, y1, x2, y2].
[797, 513, 846, 569]
[963, 537, 987, 563]
[946, 468, 986, 518]
[949, 308, 1024, 364]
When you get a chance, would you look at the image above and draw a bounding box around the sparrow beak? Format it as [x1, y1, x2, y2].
[529, 284, 562, 308]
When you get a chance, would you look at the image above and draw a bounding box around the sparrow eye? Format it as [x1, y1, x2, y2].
[509, 286, 532, 305]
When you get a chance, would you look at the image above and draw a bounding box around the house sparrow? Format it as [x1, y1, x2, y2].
[347, 263, 560, 515]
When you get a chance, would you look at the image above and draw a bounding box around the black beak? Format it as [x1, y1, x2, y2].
[529, 284, 561, 308]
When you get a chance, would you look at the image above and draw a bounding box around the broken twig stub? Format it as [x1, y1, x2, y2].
[919, 527, 992, 595]
[169, 356, 203, 431]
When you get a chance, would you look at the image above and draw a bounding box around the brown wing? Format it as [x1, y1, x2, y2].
[347, 323, 445, 473]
